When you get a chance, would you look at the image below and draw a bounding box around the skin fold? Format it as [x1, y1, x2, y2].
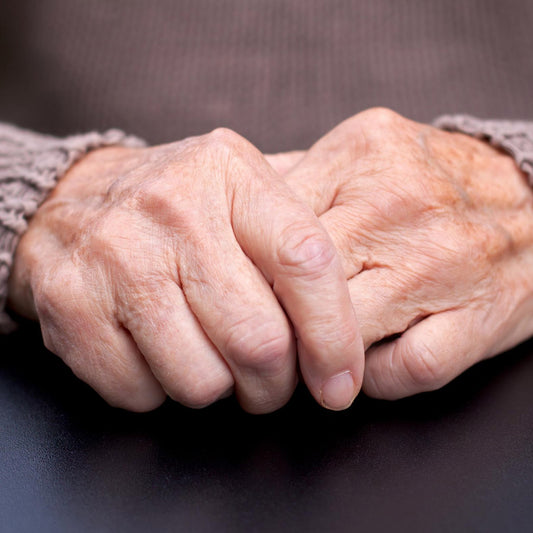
[8, 108, 533, 411]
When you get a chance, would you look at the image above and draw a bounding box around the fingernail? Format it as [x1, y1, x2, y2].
[320, 371, 356, 411]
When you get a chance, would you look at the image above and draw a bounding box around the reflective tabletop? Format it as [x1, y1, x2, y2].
[2, 324, 533, 532]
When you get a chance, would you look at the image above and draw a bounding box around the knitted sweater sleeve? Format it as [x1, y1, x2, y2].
[0, 123, 145, 333]
[433, 114, 533, 187]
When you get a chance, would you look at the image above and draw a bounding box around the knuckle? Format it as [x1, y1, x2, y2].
[347, 107, 407, 149]
[361, 107, 403, 128]
[361, 185, 418, 224]
[242, 334, 290, 373]
[277, 228, 337, 278]
[128, 180, 172, 212]
[370, 106, 403, 125]
[204, 127, 248, 155]
[125, 180, 199, 231]
[469, 220, 512, 265]
[398, 338, 447, 390]
[76, 211, 172, 284]
[71, 213, 123, 265]
[33, 264, 83, 323]
[202, 127, 265, 177]
[316, 320, 361, 357]
[225, 317, 291, 374]
[81, 214, 119, 253]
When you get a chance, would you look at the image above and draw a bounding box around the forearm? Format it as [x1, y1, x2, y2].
[0, 123, 144, 332]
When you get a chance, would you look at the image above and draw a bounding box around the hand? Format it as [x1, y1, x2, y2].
[8, 129, 363, 413]
[283, 108, 533, 399]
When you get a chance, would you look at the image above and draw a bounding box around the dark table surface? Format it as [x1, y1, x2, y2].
[1, 323, 533, 533]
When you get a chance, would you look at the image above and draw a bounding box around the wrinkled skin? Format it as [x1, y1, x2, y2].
[8, 108, 533, 412]
[275, 108, 533, 400]
[8, 128, 363, 413]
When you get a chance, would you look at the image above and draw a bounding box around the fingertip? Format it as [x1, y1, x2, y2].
[147, 369, 234, 411]
[237, 373, 298, 414]
[106, 386, 167, 413]
[362, 341, 398, 400]
[320, 370, 359, 411]
[363, 338, 422, 400]
[56, 319, 170, 413]
[299, 332, 364, 411]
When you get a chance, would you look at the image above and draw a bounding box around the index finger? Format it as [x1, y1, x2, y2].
[231, 152, 364, 410]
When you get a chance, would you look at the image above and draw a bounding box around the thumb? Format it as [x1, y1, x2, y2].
[363, 308, 487, 400]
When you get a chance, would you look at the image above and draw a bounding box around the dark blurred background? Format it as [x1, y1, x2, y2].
[1, 0, 533, 152]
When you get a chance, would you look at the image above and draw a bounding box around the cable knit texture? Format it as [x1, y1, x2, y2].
[434, 115, 533, 186]
[0, 124, 145, 332]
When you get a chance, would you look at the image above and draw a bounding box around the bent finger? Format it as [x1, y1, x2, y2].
[43, 315, 166, 412]
[319, 204, 426, 347]
[362, 308, 488, 400]
[179, 234, 298, 415]
[34, 264, 166, 412]
[119, 280, 235, 409]
[231, 153, 365, 411]
[347, 268, 421, 349]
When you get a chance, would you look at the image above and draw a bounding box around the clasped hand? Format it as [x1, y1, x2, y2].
[8, 109, 533, 412]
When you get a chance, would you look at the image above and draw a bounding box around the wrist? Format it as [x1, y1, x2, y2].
[0, 125, 145, 332]
[434, 114, 533, 188]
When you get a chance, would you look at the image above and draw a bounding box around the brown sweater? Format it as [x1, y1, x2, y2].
[2, 0, 533, 331]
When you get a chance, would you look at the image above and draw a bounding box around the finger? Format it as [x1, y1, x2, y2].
[362, 308, 487, 400]
[319, 205, 371, 279]
[283, 116, 370, 215]
[264, 150, 306, 177]
[317, 203, 422, 347]
[231, 151, 365, 411]
[42, 313, 166, 412]
[284, 153, 343, 215]
[34, 265, 166, 412]
[178, 231, 298, 415]
[118, 279, 236, 409]
[347, 268, 419, 349]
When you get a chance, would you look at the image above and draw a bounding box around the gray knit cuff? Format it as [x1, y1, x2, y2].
[0, 123, 146, 333]
[433, 114, 533, 187]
